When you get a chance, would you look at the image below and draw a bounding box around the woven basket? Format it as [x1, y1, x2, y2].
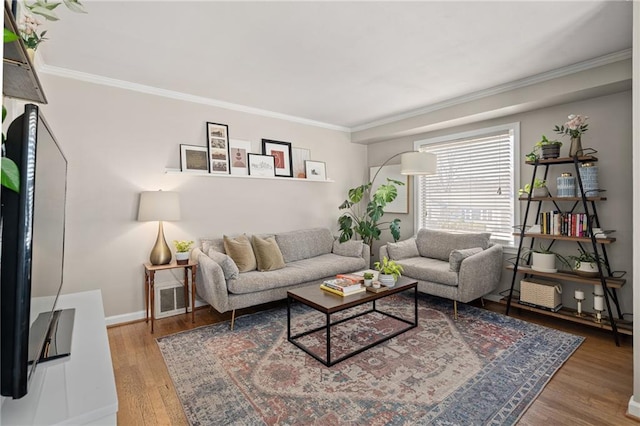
[520, 278, 562, 311]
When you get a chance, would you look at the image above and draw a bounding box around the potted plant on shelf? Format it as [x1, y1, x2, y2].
[373, 257, 403, 287]
[524, 136, 562, 161]
[518, 178, 548, 198]
[568, 247, 605, 277]
[554, 114, 589, 157]
[173, 240, 194, 265]
[514, 243, 570, 273]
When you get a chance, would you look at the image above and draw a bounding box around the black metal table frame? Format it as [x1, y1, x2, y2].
[287, 283, 418, 366]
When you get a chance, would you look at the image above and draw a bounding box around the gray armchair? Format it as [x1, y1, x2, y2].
[379, 228, 503, 318]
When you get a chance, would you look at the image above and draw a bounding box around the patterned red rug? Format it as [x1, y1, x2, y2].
[157, 294, 583, 425]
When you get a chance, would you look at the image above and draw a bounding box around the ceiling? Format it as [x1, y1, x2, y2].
[38, 1, 633, 130]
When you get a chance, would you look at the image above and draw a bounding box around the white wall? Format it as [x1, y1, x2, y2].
[368, 90, 633, 315]
[35, 74, 366, 318]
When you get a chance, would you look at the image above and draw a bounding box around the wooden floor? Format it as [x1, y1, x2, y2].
[108, 301, 637, 425]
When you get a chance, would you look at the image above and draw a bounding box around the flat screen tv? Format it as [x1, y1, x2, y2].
[1, 103, 74, 399]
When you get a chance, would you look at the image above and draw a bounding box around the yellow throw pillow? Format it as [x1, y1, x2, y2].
[223, 234, 257, 273]
[252, 235, 286, 272]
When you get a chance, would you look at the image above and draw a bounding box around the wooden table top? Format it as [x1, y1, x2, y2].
[287, 276, 417, 314]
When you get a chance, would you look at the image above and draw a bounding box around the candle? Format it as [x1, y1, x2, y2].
[594, 295, 604, 311]
[594, 285, 604, 296]
[575, 290, 584, 300]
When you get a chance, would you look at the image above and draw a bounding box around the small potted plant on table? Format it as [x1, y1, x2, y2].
[373, 257, 403, 287]
[363, 272, 374, 287]
[173, 240, 194, 265]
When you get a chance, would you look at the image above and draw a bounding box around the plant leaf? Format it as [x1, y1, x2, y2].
[366, 202, 384, 222]
[389, 219, 401, 241]
[4, 29, 19, 43]
[338, 200, 353, 210]
[1, 158, 20, 193]
[29, 5, 60, 21]
[63, 0, 87, 13]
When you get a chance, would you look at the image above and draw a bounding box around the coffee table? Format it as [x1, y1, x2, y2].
[287, 276, 418, 366]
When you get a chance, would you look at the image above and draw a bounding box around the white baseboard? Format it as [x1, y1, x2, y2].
[105, 299, 207, 326]
[628, 396, 640, 419]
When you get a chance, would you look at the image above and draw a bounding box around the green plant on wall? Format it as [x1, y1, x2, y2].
[338, 178, 404, 248]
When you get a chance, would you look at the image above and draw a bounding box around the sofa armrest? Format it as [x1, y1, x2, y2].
[379, 245, 389, 260]
[457, 244, 503, 302]
[192, 247, 230, 313]
[361, 243, 371, 260]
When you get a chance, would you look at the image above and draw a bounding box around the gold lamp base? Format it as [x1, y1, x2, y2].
[149, 221, 172, 265]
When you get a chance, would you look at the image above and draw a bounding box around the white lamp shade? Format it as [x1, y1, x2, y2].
[400, 152, 437, 175]
[137, 191, 181, 222]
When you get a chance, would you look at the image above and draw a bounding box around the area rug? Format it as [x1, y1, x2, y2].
[157, 294, 583, 425]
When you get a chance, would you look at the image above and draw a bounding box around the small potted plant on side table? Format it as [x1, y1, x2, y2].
[373, 257, 403, 287]
[173, 240, 194, 265]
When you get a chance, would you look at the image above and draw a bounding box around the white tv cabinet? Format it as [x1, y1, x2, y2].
[1, 290, 118, 425]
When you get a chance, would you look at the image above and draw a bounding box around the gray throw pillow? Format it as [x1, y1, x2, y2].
[449, 247, 483, 272]
[387, 238, 419, 260]
[207, 248, 240, 280]
[332, 240, 364, 258]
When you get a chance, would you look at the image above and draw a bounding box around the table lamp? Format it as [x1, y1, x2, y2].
[138, 190, 181, 265]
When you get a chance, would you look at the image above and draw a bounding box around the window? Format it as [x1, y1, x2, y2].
[414, 123, 519, 247]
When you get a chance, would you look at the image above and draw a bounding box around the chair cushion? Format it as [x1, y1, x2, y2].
[386, 238, 419, 260]
[395, 257, 459, 287]
[332, 240, 363, 258]
[449, 247, 483, 272]
[416, 229, 491, 261]
[252, 235, 286, 272]
[207, 248, 240, 280]
[223, 234, 257, 272]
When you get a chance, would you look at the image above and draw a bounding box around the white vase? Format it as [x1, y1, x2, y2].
[574, 261, 599, 277]
[530, 252, 557, 273]
[175, 251, 190, 265]
[379, 274, 396, 287]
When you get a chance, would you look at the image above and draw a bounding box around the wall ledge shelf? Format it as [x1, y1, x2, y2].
[164, 168, 334, 182]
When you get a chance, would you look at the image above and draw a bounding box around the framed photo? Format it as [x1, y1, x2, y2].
[305, 160, 327, 181]
[229, 139, 252, 176]
[262, 139, 293, 177]
[180, 144, 209, 172]
[370, 164, 409, 213]
[248, 153, 275, 177]
[206, 122, 230, 174]
[292, 147, 310, 179]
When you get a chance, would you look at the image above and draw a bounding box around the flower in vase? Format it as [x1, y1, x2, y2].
[554, 114, 589, 139]
[18, 13, 47, 51]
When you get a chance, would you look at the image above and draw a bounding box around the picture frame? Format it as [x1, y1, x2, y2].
[229, 139, 253, 176]
[369, 164, 409, 213]
[180, 144, 209, 173]
[206, 122, 230, 174]
[292, 147, 310, 179]
[305, 160, 327, 181]
[262, 139, 293, 177]
[248, 153, 276, 177]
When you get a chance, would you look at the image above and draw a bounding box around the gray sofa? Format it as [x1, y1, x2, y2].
[192, 228, 369, 328]
[380, 228, 503, 318]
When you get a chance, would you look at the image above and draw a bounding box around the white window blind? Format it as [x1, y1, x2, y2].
[416, 125, 516, 247]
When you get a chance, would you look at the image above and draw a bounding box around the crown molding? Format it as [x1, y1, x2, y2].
[38, 64, 351, 133]
[351, 49, 633, 133]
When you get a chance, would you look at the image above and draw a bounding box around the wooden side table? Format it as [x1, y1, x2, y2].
[143, 262, 197, 333]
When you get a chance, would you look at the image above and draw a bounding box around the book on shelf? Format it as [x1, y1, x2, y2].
[335, 273, 365, 284]
[320, 284, 366, 297]
[322, 278, 362, 292]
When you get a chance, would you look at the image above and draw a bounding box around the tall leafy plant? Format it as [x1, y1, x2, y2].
[338, 178, 404, 248]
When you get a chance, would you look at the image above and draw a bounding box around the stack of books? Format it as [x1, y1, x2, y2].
[320, 278, 365, 296]
[335, 273, 365, 284]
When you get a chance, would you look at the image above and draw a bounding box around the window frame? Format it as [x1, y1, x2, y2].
[413, 122, 521, 248]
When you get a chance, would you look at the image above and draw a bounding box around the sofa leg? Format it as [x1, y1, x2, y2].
[453, 300, 458, 320]
[480, 297, 485, 307]
[230, 309, 236, 331]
